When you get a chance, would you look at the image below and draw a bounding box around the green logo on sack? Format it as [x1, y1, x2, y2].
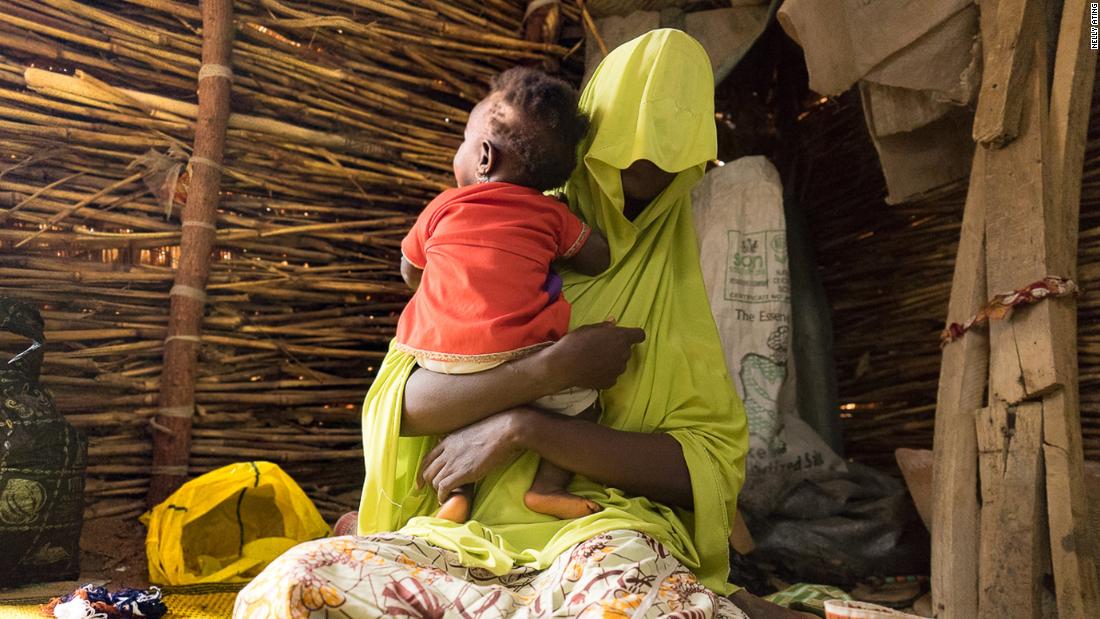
[732, 250, 765, 271]
[729, 232, 767, 278]
[724, 230, 789, 303]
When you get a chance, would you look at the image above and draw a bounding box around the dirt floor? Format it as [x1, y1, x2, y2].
[0, 517, 149, 605]
[78, 515, 149, 589]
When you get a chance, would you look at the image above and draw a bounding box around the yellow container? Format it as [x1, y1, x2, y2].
[143, 461, 331, 585]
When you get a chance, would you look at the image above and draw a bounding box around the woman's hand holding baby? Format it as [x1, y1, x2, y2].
[417, 407, 536, 501]
[542, 320, 645, 391]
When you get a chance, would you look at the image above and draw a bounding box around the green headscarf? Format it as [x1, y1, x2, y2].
[357, 29, 747, 595]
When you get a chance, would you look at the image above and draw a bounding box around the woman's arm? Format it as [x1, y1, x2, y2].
[418, 407, 693, 509]
[401, 321, 645, 436]
[401, 350, 558, 436]
[520, 409, 693, 509]
[400, 256, 423, 291]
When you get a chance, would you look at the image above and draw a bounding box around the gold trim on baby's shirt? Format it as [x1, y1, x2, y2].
[393, 340, 553, 364]
[562, 222, 591, 259]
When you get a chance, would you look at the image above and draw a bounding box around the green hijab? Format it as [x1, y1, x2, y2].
[357, 29, 747, 595]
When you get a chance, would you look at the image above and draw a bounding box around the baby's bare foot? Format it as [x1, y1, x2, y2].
[524, 490, 602, 520]
[436, 493, 470, 523]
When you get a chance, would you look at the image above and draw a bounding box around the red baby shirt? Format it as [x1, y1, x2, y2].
[395, 182, 590, 362]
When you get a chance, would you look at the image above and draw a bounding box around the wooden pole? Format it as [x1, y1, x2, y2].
[978, 12, 1049, 617]
[931, 3, 998, 614]
[929, 148, 986, 619]
[148, 0, 234, 506]
[1041, 0, 1100, 614]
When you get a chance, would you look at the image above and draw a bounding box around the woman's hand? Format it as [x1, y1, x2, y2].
[543, 320, 645, 391]
[418, 408, 535, 502]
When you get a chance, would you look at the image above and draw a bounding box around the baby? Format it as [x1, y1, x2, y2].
[395, 67, 609, 523]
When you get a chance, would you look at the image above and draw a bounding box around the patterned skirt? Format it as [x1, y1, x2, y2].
[232, 530, 747, 618]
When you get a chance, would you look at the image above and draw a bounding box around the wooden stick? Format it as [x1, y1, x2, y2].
[13, 172, 143, 247]
[576, 0, 608, 57]
[930, 148, 987, 619]
[1041, 0, 1100, 614]
[24, 68, 355, 149]
[149, 0, 234, 507]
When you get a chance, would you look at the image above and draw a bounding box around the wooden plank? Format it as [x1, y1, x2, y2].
[975, 407, 1003, 499]
[972, 0, 1041, 146]
[1041, 3, 1100, 615]
[981, 12, 1056, 615]
[974, 405, 1002, 606]
[930, 148, 988, 619]
[983, 17, 1056, 405]
[973, 4, 1051, 617]
[1044, 388, 1100, 618]
[976, 402, 1045, 619]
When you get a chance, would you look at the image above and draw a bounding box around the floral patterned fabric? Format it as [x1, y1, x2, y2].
[233, 530, 746, 618]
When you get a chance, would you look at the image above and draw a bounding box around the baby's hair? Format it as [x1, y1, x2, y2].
[487, 67, 589, 191]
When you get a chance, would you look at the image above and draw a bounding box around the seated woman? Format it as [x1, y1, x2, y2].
[234, 29, 809, 619]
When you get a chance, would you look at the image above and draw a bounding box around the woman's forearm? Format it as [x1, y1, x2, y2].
[401, 322, 646, 437]
[516, 409, 693, 509]
[401, 348, 563, 436]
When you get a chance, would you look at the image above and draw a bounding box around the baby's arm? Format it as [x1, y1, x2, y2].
[401, 256, 423, 291]
[564, 231, 610, 276]
[400, 205, 428, 291]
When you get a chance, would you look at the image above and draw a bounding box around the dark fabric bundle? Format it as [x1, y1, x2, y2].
[41, 584, 168, 618]
[0, 298, 87, 586]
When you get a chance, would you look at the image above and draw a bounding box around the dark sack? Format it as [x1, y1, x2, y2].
[741, 461, 929, 587]
[0, 299, 86, 585]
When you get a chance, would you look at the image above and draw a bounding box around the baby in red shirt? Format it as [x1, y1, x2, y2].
[395, 68, 610, 523]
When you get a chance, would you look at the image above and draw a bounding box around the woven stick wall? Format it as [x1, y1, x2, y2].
[0, 0, 580, 521]
[798, 70, 1100, 467]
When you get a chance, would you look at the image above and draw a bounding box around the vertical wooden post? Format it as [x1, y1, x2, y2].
[148, 0, 234, 506]
[1041, 0, 1100, 614]
[975, 401, 1045, 619]
[930, 148, 987, 619]
[978, 16, 1049, 618]
[931, 3, 999, 616]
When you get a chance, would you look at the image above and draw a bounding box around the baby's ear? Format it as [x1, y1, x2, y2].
[478, 140, 496, 177]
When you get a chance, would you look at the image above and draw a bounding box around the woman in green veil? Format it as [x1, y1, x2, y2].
[235, 30, 809, 619]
